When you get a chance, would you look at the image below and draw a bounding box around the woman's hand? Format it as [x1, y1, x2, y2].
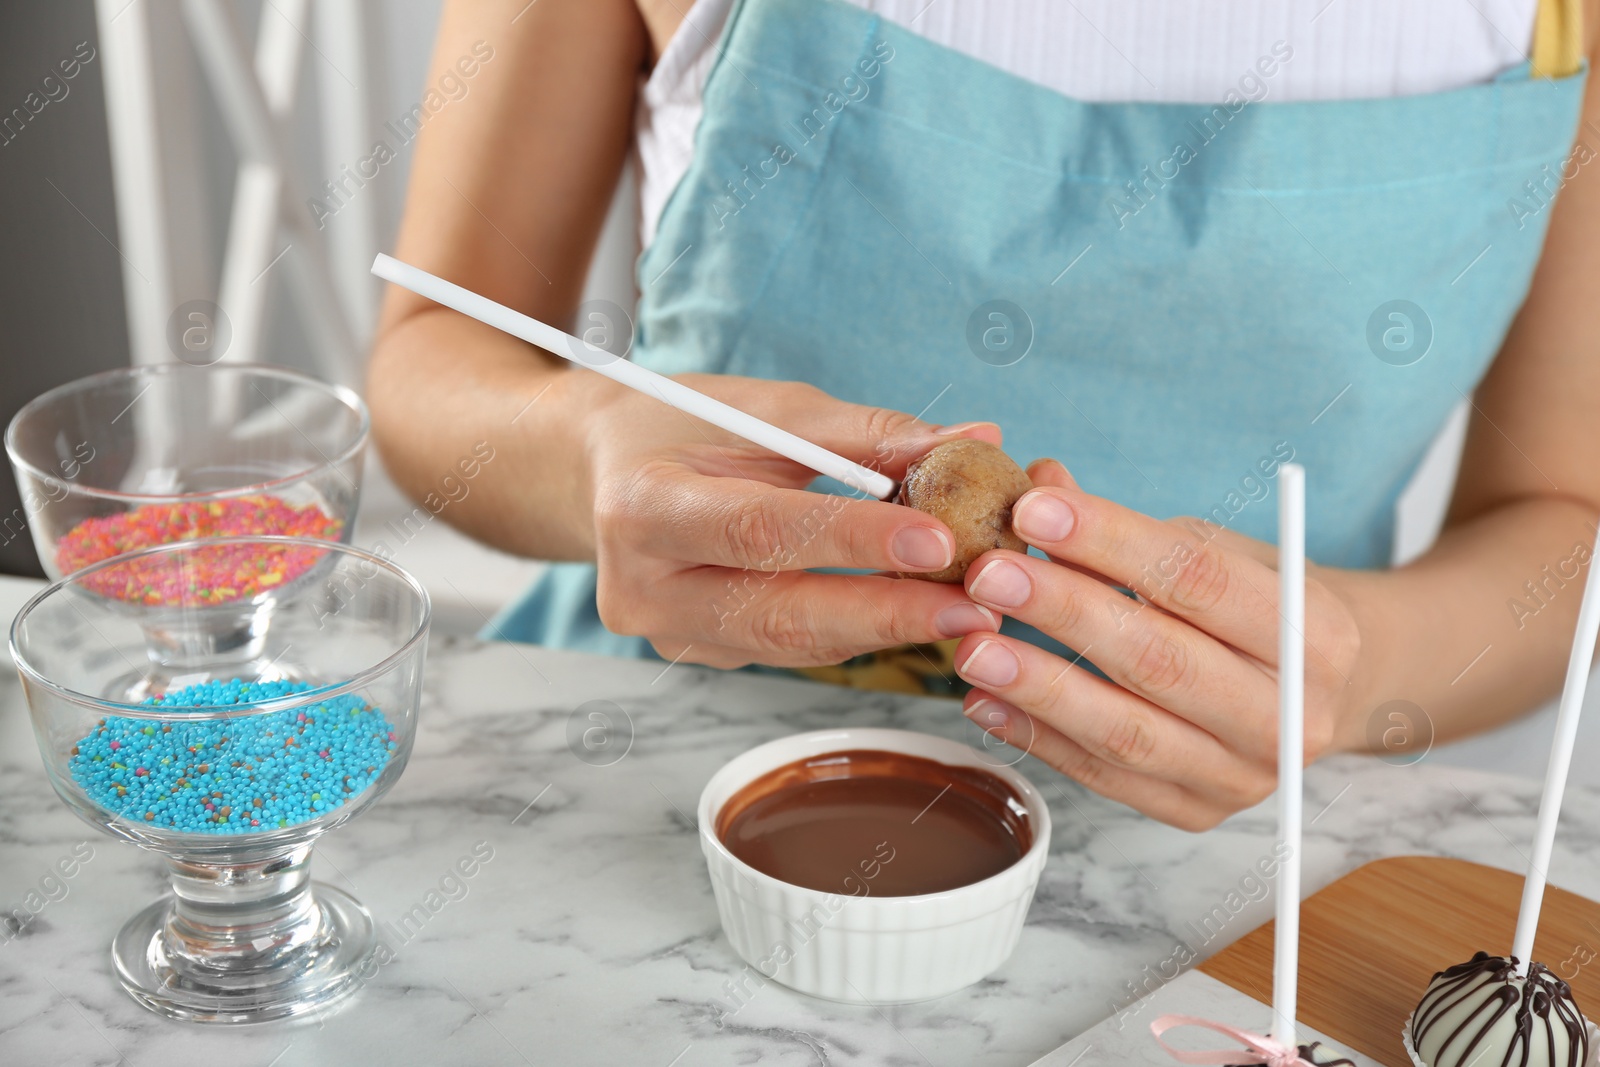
[582, 373, 1002, 669]
[953, 460, 1365, 831]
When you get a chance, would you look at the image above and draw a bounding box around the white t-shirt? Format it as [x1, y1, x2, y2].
[636, 0, 1537, 245]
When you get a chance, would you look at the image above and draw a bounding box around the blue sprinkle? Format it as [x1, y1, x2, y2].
[69, 679, 397, 836]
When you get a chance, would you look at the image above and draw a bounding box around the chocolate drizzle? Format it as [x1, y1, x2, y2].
[1224, 1040, 1355, 1066]
[1411, 952, 1589, 1067]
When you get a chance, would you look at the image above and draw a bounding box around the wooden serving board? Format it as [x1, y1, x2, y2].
[1199, 856, 1600, 1066]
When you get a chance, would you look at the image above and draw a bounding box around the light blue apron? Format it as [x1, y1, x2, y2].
[490, 0, 1586, 671]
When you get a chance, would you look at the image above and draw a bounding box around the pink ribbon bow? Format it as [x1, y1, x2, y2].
[1149, 1014, 1316, 1067]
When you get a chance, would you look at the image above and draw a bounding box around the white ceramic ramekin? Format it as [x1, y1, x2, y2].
[697, 727, 1052, 1004]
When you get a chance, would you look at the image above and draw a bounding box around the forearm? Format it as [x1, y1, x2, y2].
[1332, 495, 1598, 749]
[367, 308, 619, 562]
[1343, 13, 1600, 747]
[365, 0, 646, 561]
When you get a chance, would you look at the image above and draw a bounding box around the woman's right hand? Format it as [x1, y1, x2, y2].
[575, 372, 1003, 669]
[368, 1, 993, 669]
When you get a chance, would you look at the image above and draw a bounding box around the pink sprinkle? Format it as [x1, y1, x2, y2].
[109, 741, 121, 751]
[387, 732, 396, 742]
[54, 496, 341, 606]
[134, 767, 148, 777]
[205, 802, 215, 811]
[319, 749, 330, 760]
[251, 819, 260, 826]
[297, 713, 306, 722]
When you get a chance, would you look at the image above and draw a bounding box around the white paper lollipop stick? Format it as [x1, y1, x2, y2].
[1273, 464, 1306, 1048]
[371, 253, 897, 500]
[1511, 520, 1600, 977]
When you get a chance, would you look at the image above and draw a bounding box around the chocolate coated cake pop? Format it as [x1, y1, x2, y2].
[1410, 952, 1589, 1067]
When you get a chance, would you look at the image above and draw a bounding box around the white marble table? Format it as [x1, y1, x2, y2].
[4, 621, 1600, 1066]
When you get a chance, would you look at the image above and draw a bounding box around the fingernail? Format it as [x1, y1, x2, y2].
[958, 639, 1018, 687]
[968, 558, 1031, 609]
[963, 697, 1011, 731]
[1014, 491, 1075, 543]
[963, 696, 1007, 725]
[892, 526, 953, 570]
[934, 421, 997, 436]
[935, 602, 999, 637]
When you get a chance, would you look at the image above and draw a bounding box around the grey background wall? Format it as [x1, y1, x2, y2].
[0, 1, 130, 577]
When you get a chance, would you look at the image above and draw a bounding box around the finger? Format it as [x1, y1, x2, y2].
[609, 473, 959, 574]
[644, 638, 760, 672]
[626, 570, 1000, 668]
[950, 630, 1260, 792]
[963, 550, 1277, 757]
[1171, 517, 1280, 569]
[767, 387, 1004, 478]
[1010, 486, 1284, 662]
[933, 421, 1005, 446]
[1022, 459, 1134, 587]
[962, 693, 1229, 831]
[1025, 457, 1079, 491]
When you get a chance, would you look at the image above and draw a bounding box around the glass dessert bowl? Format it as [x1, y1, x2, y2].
[10, 538, 430, 1024]
[6, 363, 368, 698]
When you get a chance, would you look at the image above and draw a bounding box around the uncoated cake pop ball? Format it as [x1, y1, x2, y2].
[895, 440, 1032, 583]
[1410, 952, 1589, 1067]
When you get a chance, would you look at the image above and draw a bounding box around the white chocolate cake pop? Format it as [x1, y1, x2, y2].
[1410, 952, 1589, 1067]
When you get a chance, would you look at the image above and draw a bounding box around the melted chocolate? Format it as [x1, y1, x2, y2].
[1411, 952, 1589, 1067]
[715, 749, 1032, 896]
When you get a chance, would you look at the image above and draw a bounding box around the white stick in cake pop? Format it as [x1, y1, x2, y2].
[370, 253, 897, 501]
[1511, 520, 1600, 977]
[1152, 469, 1355, 1064]
[1273, 463, 1306, 1049]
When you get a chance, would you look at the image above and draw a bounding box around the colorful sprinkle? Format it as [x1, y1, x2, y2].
[68, 678, 396, 835]
[56, 496, 341, 606]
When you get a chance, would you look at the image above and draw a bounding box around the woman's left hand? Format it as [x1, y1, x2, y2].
[953, 459, 1365, 831]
